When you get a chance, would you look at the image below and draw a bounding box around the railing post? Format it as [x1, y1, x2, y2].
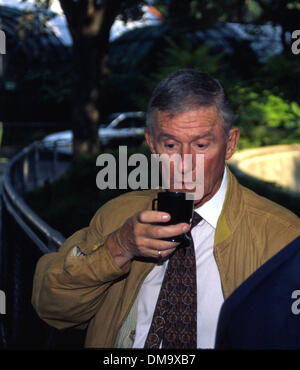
[32, 142, 39, 188]
[22, 154, 29, 194]
[18, 159, 25, 195]
[52, 141, 57, 181]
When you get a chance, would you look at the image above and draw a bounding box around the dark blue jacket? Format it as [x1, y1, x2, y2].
[215, 235, 300, 349]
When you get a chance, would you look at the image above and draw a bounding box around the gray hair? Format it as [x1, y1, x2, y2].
[146, 69, 235, 140]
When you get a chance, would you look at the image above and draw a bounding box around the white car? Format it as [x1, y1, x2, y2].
[42, 112, 146, 154]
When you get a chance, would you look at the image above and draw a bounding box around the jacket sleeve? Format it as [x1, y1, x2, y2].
[31, 206, 131, 330]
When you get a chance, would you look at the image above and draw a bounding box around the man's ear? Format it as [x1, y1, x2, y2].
[225, 128, 240, 160]
[144, 128, 156, 154]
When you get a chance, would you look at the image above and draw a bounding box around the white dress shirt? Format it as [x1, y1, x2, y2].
[132, 167, 228, 349]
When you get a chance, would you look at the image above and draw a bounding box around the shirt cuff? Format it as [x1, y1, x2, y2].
[72, 246, 85, 257]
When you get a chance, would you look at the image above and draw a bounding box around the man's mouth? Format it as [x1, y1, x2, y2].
[173, 182, 197, 191]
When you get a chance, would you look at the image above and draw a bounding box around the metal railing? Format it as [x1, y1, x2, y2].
[0, 141, 86, 349]
[2, 141, 67, 253]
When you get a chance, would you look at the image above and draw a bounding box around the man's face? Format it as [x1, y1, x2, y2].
[145, 106, 240, 208]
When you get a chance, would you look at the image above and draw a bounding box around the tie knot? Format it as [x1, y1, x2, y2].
[191, 212, 202, 229]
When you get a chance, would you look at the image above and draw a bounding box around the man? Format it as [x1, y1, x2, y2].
[32, 69, 300, 349]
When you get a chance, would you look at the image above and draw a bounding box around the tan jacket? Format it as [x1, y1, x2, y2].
[32, 169, 300, 348]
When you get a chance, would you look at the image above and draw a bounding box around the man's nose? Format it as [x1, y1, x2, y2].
[178, 150, 195, 174]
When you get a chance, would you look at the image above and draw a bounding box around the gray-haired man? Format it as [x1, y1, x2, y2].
[32, 69, 300, 348]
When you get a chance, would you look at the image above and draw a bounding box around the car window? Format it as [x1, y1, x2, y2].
[132, 118, 146, 128]
[117, 117, 145, 129]
[116, 118, 131, 128]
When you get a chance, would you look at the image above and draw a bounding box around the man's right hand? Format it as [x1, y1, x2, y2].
[105, 210, 190, 268]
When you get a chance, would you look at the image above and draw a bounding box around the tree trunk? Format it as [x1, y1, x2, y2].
[59, 0, 120, 156]
[71, 36, 104, 156]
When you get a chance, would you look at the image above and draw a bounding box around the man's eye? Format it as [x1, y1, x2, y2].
[196, 143, 208, 148]
[165, 143, 175, 148]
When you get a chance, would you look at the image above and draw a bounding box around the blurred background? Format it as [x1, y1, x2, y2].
[0, 0, 299, 349]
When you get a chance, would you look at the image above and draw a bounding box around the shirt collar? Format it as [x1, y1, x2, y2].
[194, 167, 228, 229]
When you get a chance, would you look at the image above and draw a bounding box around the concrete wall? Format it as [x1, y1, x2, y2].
[228, 144, 300, 194]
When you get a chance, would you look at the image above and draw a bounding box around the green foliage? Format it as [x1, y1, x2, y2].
[149, 36, 222, 81]
[228, 85, 300, 149]
[133, 36, 228, 111]
[20, 66, 72, 104]
[256, 54, 300, 103]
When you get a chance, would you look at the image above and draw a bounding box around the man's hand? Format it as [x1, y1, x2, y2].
[106, 210, 190, 268]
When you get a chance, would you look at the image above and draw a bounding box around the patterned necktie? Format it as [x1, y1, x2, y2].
[144, 212, 203, 349]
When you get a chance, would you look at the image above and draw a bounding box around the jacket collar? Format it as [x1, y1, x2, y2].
[195, 166, 228, 229]
[214, 165, 245, 246]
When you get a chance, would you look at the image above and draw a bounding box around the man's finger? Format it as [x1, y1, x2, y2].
[147, 223, 190, 240]
[141, 237, 180, 251]
[151, 247, 177, 260]
[137, 210, 171, 224]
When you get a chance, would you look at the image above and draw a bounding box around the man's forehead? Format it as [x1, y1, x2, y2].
[157, 129, 215, 142]
[152, 107, 222, 131]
